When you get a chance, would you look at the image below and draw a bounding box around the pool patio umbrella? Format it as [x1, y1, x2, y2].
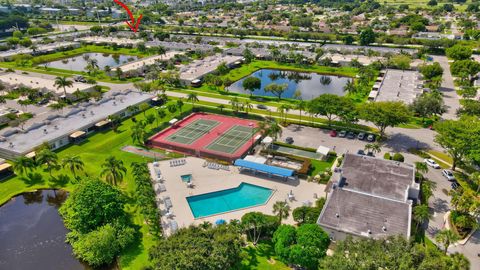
[215, 219, 226, 225]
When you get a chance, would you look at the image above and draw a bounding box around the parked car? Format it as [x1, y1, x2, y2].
[347, 131, 356, 139]
[285, 137, 294, 144]
[442, 170, 455, 181]
[7, 108, 19, 114]
[37, 98, 49, 105]
[357, 132, 366, 140]
[338, 130, 347, 138]
[366, 151, 374, 157]
[357, 149, 365, 155]
[451, 182, 459, 190]
[256, 104, 268, 110]
[367, 134, 376, 142]
[424, 159, 440, 169]
[73, 75, 86, 83]
[329, 130, 337, 137]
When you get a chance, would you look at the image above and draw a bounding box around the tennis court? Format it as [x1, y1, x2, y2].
[149, 113, 259, 162]
[165, 119, 219, 145]
[206, 125, 254, 154]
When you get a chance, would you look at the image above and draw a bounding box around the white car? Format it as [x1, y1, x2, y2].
[424, 159, 440, 169]
[442, 170, 455, 181]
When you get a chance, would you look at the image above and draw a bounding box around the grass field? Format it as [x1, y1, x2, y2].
[237, 241, 290, 270]
[0, 101, 193, 269]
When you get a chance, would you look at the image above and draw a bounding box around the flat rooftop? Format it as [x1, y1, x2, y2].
[0, 73, 93, 95]
[318, 188, 411, 238]
[118, 51, 181, 72]
[340, 154, 415, 201]
[321, 44, 417, 55]
[376, 69, 423, 104]
[322, 53, 385, 65]
[0, 42, 79, 59]
[0, 90, 153, 155]
[178, 54, 242, 82]
[76, 36, 142, 46]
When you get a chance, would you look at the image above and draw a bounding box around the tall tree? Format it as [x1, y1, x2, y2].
[265, 83, 288, 100]
[13, 156, 36, 176]
[187, 93, 199, 109]
[413, 204, 432, 230]
[307, 94, 355, 127]
[359, 101, 411, 137]
[435, 229, 460, 254]
[242, 76, 261, 96]
[100, 156, 127, 186]
[61, 155, 84, 179]
[37, 149, 59, 177]
[434, 116, 480, 170]
[272, 201, 291, 224]
[54, 76, 73, 98]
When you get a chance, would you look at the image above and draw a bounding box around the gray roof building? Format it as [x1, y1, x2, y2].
[317, 154, 418, 240]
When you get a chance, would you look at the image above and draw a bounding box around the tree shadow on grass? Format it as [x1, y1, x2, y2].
[20, 172, 45, 187]
[48, 174, 70, 188]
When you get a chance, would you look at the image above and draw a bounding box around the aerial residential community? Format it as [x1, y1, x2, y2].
[0, 0, 479, 269]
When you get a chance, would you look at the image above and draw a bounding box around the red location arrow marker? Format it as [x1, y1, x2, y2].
[113, 0, 143, 32]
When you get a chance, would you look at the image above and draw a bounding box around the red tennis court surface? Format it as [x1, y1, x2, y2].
[148, 113, 260, 162]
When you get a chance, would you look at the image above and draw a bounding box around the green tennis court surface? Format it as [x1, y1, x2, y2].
[206, 125, 254, 154]
[166, 119, 219, 145]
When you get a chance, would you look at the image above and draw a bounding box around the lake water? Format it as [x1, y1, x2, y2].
[46, 53, 138, 71]
[227, 69, 352, 100]
[0, 190, 85, 269]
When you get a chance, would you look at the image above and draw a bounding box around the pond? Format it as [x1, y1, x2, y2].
[227, 69, 352, 100]
[45, 53, 139, 72]
[0, 190, 98, 270]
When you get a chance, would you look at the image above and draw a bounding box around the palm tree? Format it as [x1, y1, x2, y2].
[415, 161, 429, 175]
[268, 121, 282, 140]
[276, 106, 285, 122]
[187, 93, 199, 109]
[131, 122, 147, 145]
[100, 156, 127, 186]
[176, 99, 184, 113]
[54, 76, 73, 98]
[272, 201, 290, 224]
[450, 253, 470, 270]
[88, 59, 99, 73]
[364, 143, 381, 155]
[413, 204, 431, 230]
[61, 155, 84, 179]
[218, 104, 225, 112]
[37, 149, 59, 177]
[229, 97, 240, 113]
[243, 101, 253, 114]
[435, 229, 459, 254]
[295, 100, 306, 124]
[13, 156, 36, 176]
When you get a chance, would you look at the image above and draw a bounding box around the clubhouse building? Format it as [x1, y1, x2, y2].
[317, 154, 419, 240]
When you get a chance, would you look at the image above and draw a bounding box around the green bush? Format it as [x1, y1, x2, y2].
[384, 153, 391, 160]
[392, 153, 405, 162]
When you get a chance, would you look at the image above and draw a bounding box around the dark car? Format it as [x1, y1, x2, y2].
[366, 151, 374, 157]
[357, 149, 365, 155]
[37, 99, 49, 105]
[256, 104, 268, 110]
[285, 137, 294, 144]
[347, 131, 356, 139]
[451, 182, 460, 190]
[357, 132, 366, 140]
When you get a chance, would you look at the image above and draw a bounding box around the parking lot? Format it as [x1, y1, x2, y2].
[280, 125, 376, 156]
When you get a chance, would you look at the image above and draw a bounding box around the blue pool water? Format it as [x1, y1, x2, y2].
[187, 182, 273, 218]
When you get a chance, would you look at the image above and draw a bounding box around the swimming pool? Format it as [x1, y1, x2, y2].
[187, 182, 274, 218]
[181, 174, 192, 182]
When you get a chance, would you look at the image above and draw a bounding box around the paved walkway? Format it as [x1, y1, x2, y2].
[431, 55, 460, 120]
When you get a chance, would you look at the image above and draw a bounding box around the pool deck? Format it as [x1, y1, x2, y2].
[148, 157, 327, 236]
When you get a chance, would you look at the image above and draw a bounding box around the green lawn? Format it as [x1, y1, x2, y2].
[0, 101, 193, 269]
[0, 45, 149, 83]
[310, 155, 337, 177]
[237, 241, 290, 270]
